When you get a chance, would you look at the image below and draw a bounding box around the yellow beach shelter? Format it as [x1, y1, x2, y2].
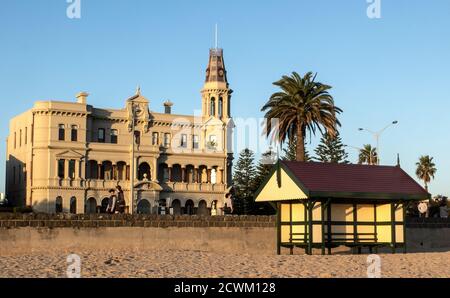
[254, 161, 430, 255]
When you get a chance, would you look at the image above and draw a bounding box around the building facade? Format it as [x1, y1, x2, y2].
[6, 48, 234, 215]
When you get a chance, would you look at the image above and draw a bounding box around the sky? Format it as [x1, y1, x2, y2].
[0, 0, 449, 196]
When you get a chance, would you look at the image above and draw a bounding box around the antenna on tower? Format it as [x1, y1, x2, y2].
[215, 23, 218, 49]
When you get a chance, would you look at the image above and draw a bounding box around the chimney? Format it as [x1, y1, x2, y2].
[76, 92, 89, 104]
[164, 100, 173, 114]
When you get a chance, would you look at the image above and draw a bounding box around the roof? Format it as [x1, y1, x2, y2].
[277, 161, 430, 200]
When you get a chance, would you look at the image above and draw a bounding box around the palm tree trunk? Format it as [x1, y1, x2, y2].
[296, 127, 306, 162]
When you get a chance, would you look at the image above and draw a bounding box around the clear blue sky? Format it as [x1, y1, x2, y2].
[0, 0, 449, 196]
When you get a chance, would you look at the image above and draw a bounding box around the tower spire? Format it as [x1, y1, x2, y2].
[215, 23, 218, 49]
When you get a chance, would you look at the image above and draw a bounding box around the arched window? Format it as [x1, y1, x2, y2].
[55, 197, 63, 213]
[210, 97, 216, 116]
[70, 197, 77, 214]
[218, 97, 223, 118]
[138, 162, 151, 181]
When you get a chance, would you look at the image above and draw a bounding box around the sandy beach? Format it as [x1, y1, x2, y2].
[1, 249, 449, 278]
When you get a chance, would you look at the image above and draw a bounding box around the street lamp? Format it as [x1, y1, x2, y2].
[129, 105, 141, 214]
[358, 121, 398, 165]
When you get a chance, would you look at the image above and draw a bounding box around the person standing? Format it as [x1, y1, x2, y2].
[106, 189, 117, 214]
[116, 185, 126, 214]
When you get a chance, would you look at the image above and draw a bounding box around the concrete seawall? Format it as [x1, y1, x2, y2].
[1, 226, 449, 255]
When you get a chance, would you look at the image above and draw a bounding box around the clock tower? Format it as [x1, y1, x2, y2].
[201, 48, 232, 120]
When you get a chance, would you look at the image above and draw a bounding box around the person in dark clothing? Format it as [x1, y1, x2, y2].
[116, 185, 126, 214]
[106, 189, 117, 214]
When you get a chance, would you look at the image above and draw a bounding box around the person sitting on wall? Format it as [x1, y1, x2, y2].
[106, 189, 117, 214]
[115, 185, 126, 214]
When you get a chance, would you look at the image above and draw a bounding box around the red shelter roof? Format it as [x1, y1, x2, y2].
[281, 161, 430, 200]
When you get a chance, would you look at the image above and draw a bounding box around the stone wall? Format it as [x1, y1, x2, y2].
[0, 214, 276, 229]
[0, 215, 448, 255]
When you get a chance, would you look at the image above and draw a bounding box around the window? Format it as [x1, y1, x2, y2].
[192, 135, 199, 149]
[68, 160, 76, 179]
[218, 97, 223, 118]
[13, 166, 16, 184]
[98, 128, 105, 143]
[180, 134, 187, 148]
[210, 97, 216, 116]
[58, 159, 65, 179]
[18, 165, 21, 183]
[134, 131, 141, 145]
[111, 129, 118, 144]
[19, 129, 22, 147]
[14, 132, 16, 149]
[25, 127, 27, 145]
[71, 125, 78, 142]
[152, 132, 159, 146]
[58, 124, 65, 141]
[164, 133, 171, 147]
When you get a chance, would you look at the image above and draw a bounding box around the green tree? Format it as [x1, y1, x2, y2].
[416, 155, 437, 192]
[314, 132, 349, 163]
[262, 71, 342, 162]
[282, 135, 310, 162]
[358, 144, 378, 165]
[232, 148, 256, 214]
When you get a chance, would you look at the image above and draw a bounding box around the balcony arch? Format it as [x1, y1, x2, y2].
[137, 199, 151, 214]
[198, 200, 209, 216]
[85, 197, 97, 214]
[171, 199, 181, 215]
[70, 197, 77, 214]
[184, 199, 195, 215]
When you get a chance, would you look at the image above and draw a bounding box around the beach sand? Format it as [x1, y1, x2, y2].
[1, 248, 449, 278]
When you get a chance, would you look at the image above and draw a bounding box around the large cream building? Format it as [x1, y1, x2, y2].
[6, 48, 234, 215]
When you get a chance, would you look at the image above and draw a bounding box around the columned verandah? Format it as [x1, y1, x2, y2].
[158, 163, 224, 184]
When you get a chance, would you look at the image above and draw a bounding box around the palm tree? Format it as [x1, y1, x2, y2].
[416, 155, 437, 192]
[358, 144, 378, 165]
[262, 71, 342, 162]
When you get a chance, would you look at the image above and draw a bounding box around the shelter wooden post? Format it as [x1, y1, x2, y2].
[403, 201, 408, 254]
[276, 202, 281, 255]
[327, 201, 332, 255]
[321, 200, 326, 255]
[391, 203, 396, 254]
[307, 201, 313, 255]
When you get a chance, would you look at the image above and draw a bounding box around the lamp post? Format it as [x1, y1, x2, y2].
[129, 105, 141, 214]
[358, 121, 398, 165]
